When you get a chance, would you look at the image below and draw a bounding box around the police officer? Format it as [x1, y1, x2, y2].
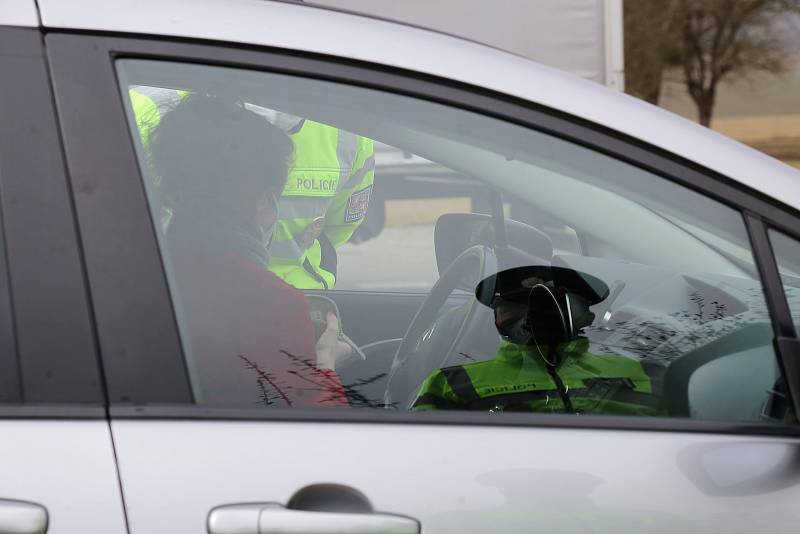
[412, 266, 661, 415]
[265, 116, 375, 290]
[130, 91, 374, 288]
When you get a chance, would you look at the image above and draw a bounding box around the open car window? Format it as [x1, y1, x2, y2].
[116, 59, 794, 424]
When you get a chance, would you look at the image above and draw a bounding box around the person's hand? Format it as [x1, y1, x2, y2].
[315, 312, 353, 370]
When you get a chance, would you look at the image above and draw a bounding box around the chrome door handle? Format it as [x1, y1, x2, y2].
[0, 499, 48, 534]
[208, 503, 420, 534]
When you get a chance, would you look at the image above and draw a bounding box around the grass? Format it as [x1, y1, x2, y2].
[711, 114, 800, 164]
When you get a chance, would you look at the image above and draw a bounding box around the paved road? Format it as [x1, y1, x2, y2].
[336, 224, 439, 292]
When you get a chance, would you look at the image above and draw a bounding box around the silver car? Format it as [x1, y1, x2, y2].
[2, 1, 800, 533]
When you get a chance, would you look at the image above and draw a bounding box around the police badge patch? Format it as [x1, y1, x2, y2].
[344, 186, 372, 223]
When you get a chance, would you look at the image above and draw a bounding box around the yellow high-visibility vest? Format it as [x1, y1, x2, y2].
[268, 119, 375, 289]
[413, 338, 660, 415]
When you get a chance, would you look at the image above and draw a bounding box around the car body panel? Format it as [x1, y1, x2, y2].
[112, 420, 800, 533]
[37, 0, 800, 214]
[0, 420, 128, 534]
[0, 24, 124, 534]
[0, 0, 38, 27]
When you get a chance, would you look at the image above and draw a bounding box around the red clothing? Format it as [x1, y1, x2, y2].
[166, 236, 348, 407]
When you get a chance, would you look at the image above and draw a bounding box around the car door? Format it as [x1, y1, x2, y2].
[0, 26, 127, 534]
[47, 32, 800, 534]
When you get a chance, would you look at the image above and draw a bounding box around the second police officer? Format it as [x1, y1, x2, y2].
[265, 113, 375, 290]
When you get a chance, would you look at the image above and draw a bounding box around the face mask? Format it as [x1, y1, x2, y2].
[494, 301, 534, 345]
[499, 316, 534, 345]
[493, 284, 571, 348]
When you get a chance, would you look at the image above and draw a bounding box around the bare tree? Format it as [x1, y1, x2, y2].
[625, 0, 800, 125]
[624, 0, 680, 104]
[677, 0, 800, 126]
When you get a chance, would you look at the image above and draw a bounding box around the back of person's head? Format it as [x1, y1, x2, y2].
[150, 94, 294, 213]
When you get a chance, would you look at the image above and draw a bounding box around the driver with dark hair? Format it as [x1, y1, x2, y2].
[412, 266, 661, 415]
[150, 94, 350, 407]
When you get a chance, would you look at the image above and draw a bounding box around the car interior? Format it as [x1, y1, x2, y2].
[117, 58, 796, 422]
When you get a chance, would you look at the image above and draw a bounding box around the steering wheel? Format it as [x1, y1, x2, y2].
[385, 245, 498, 409]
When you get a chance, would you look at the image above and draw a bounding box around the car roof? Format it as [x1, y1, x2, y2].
[7, 0, 800, 212]
[0, 0, 38, 26]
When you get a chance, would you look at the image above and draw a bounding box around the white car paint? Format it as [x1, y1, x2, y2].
[1, 7, 126, 534]
[0, 0, 38, 26]
[34, 0, 800, 213]
[112, 420, 800, 533]
[0, 421, 128, 534]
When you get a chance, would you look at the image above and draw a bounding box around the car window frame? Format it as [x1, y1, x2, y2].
[0, 26, 105, 412]
[45, 30, 800, 435]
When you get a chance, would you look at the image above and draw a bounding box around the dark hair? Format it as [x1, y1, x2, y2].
[150, 94, 294, 210]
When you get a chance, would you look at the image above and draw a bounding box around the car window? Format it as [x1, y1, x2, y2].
[116, 59, 793, 423]
[337, 148, 583, 292]
[769, 229, 800, 332]
[336, 143, 471, 292]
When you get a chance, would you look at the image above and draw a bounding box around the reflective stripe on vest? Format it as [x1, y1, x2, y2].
[412, 340, 660, 415]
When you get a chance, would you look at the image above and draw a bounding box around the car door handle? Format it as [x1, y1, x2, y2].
[208, 503, 420, 534]
[0, 499, 48, 534]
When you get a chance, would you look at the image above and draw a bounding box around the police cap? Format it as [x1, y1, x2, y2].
[475, 265, 609, 308]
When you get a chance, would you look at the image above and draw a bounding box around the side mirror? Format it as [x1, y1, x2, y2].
[434, 213, 554, 276]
